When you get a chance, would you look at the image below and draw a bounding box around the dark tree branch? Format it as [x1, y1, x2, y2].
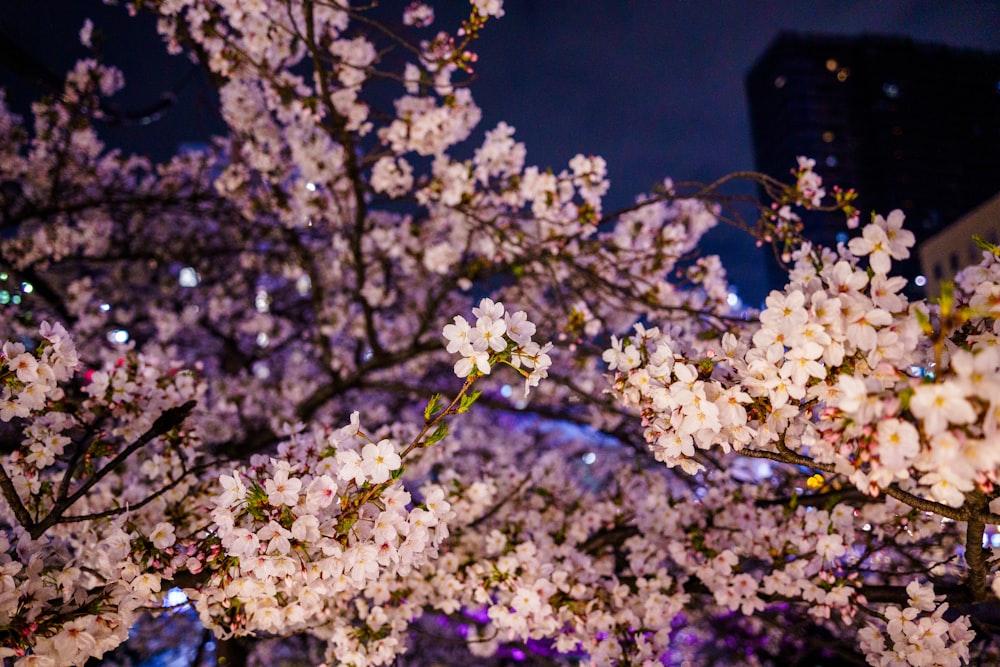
[28, 400, 196, 539]
[0, 461, 34, 531]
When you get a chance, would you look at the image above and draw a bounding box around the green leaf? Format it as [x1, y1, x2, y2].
[337, 515, 357, 536]
[938, 281, 955, 316]
[973, 235, 1000, 257]
[914, 307, 933, 336]
[424, 393, 443, 421]
[898, 385, 915, 411]
[456, 389, 481, 414]
[424, 422, 449, 447]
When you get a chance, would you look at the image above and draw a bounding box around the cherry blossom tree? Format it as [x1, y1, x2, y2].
[2, 2, 999, 666]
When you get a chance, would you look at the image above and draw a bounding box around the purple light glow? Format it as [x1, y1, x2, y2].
[466, 607, 490, 624]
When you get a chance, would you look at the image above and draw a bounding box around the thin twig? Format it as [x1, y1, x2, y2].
[29, 400, 196, 539]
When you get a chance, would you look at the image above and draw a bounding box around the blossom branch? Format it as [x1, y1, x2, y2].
[29, 400, 196, 539]
[56, 459, 213, 525]
[0, 460, 35, 530]
[964, 489, 990, 603]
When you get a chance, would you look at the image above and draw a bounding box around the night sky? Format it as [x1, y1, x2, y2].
[2, 1, 998, 303]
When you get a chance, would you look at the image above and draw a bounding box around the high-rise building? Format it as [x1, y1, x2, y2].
[918, 193, 1000, 297]
[746, 32, 1000, 293]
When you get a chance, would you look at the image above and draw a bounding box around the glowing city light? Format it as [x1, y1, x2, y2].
[179, 266, 200, 287]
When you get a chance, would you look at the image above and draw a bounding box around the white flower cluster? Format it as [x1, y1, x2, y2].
[603, 324, 752, 474]
[604, 210, 936, 492]
[380, 90, 482, 157]
[402, 2, 434, 28]
[830, 344, 1000, 507]
[472, 0, 505, 19]
[82, 354, 202, 445]
[608, 193, 719, 279]
[604, 203, 996, 663]
[199, 414, 453, 639]
[392, 427, 965, 666]
[0, 326, 206, 667]
[402, 440, 692, 665]
[0, 322, 77, 423]
[793, 156, 826, 207]
[370, 155, 414, 198]
[858, 582, 973, 667]
[0, 522, 145, 666]
[846, 209, 915, 275]
[442, 298, 552, 395]
[955, 246, 1000, 320]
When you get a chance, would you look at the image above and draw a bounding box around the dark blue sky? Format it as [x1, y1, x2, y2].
[461, 1, 999, 303]
[469, 1, 999, 195]
[3, 1, 998, 303]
